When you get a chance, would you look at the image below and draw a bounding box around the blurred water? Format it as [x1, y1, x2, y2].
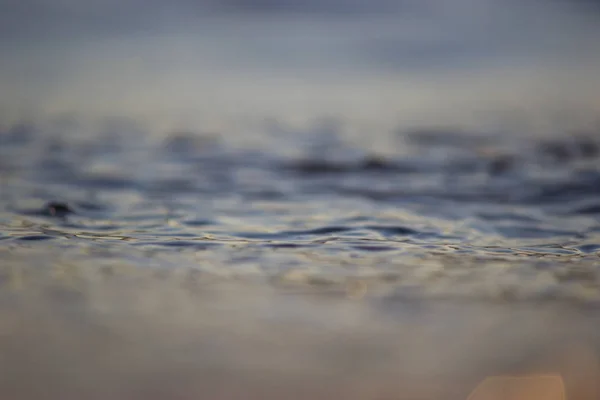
[2, 0, 600, 398]
[2, 0, 600, 130]
[2, 119, 600, 301]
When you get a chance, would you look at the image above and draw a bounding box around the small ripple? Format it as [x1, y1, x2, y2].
[574, 244, 600, 254]
[16, 235, 56, 241]
[515, 246, 580, 256]
[288, 226, 354, 235]
[144, 241, 220, 250]
[181, 218, 218, 227]
[495, 226, 581, 239]
[283, 156, 415, 176]
[365, 225, 420, 237]
[265, 243, 311, 249]
[476, 211, 540, 223]
[73, 201, 110, 212]
[536, 171, 600, 202]
[73, 174, 139, 191]
[573, 204, 600, 215]
[351, 245, 398, 252]
[146, 178, 198, 193]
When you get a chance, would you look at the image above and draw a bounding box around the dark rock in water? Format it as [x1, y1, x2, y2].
[44, 202, 74, 217]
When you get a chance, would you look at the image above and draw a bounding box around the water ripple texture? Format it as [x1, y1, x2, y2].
[1, 124, 600, 303]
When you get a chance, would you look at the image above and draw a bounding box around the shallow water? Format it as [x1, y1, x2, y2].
[2, 123, 600, 301]
[1, 121, 600, 398]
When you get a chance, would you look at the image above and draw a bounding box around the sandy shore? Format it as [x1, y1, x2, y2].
[0, 264, 599, 400]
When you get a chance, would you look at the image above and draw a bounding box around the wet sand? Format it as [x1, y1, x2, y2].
[1, 265, 599, 400]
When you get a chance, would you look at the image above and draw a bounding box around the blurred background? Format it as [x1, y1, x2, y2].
[1, 0, 600, 137]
